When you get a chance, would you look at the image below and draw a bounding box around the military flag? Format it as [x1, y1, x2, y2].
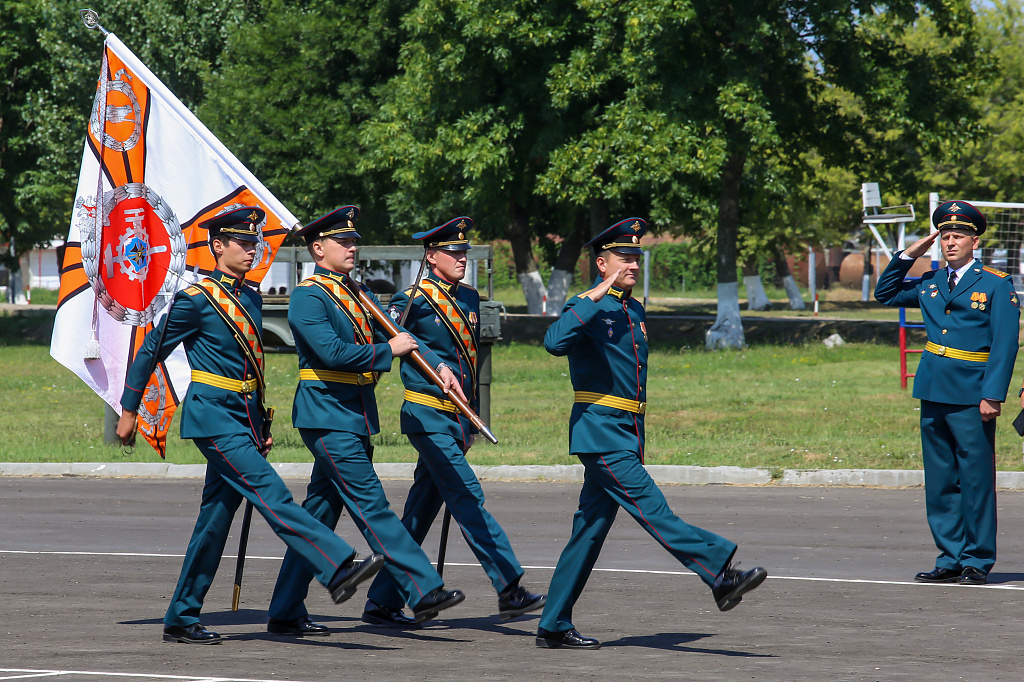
[50, 33, 298, 457]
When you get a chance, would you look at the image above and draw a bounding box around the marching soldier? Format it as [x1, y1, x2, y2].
[266, 206, 466, 634]
[876, 200, 1020, 585]
[537, 218, 767, 650]
[362, 217, 545, 627]
[116, 207, 384, 645]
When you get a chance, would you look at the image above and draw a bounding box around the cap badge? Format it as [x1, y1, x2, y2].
[347, 220, 354, 228]
[949, 203, 961, 213]
[248, 211, 259, 222]
[631, 221, 640, 231]
[632, 236, 639, 243]
[345, 208, 355, 218]
[457, 219, 467, 229]
[458, 232, 464, 240]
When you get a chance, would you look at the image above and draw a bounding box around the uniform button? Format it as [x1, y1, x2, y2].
[945, 309, 951, 315]
[247, 374, 253, 379]
[941, 329, 947, 335]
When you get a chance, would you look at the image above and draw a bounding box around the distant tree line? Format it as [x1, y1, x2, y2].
[5, 0, 1024, 345]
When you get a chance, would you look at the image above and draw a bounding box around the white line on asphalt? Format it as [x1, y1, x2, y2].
[5, 551, 1023, 590]
[0, 670, 307, 682]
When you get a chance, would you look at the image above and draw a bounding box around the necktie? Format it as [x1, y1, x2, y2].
[948, 269, 957, 292]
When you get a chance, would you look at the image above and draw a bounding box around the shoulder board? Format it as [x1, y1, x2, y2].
[576, 289, 596, 299]
[183, 285, 202, 297]
[296, 280, 317, 288]
[458, 283, 478, 292]
[983, 265, 1011, 278]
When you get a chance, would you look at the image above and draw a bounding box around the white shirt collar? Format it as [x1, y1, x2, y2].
[947, 258, 976, 280]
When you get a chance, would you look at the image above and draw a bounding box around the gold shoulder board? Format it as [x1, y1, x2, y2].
[983, 266, 1011, 278]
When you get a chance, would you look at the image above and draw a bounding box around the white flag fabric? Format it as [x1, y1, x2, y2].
[50, 33, 298, 456]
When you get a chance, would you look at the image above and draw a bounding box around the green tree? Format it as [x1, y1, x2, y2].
[200, 0, 411, 234]
[359, 0, 603, 313]
[1, 0, 258, 280]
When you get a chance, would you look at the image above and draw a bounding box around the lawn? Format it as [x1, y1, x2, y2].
[493, 284, 924, 322]
[4, 338, 1023, 471]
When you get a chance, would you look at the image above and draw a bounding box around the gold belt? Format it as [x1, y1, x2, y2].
[924, 342, 990, 362]
[299, 368, 377, 385]
[404, 389, 457, 413]
[574, 391, 646, 414]
[191, 370, 258, 394]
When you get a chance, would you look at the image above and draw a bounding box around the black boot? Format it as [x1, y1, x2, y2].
[711, 563, 767, 611]
[327, 552, 385, 604]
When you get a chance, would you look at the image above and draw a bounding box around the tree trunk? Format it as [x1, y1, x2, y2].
[587, 197, 609, 285]
[706, 151, 746, 349]
[507, 200, 546, 313]
[546, 213, 588, 316]
[773, 246, 805, 310]
[742, 256, 771, 311]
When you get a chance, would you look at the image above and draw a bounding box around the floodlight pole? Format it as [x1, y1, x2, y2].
[928, 192, 941, 270]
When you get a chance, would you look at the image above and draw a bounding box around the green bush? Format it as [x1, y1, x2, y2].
[647, 241, 718, 291]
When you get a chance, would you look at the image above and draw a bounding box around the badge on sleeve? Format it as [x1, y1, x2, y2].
[1012, 293, 1020, 308]
[388, 305, 401, 321]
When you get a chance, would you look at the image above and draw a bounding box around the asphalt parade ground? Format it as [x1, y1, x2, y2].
[3, 478, 1024, 681]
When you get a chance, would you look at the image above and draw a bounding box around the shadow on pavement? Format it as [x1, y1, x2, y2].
[605, 631, 775, 657]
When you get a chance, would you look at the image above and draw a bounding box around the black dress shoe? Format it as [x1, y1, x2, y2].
[267, 616, 330, 636]
[162, 623, 222, 644]
[914, 567, 962, 583]
[959, 567, 987, 585]
[712, 563, 768, 611]
[327, 552, 385, 604]
[411, 587, 465, 623]
[361, 600, 421, 629]
[497, 584, 546, 621]
[535, 627, 600, 650]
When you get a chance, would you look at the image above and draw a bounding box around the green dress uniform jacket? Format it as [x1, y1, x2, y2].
[390, 271, 480, 440]
[538, 281, 736, 635]
[875, 253, 1020, 574]
[122, 269, 356, 628]
[122, 270, 264, 440]
[875, 253, 1019, 406]
[545, 285, 647, 455]
[288, 266, 442, 434]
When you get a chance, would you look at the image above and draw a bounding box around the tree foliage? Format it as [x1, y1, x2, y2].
[0, 0, 257, 270]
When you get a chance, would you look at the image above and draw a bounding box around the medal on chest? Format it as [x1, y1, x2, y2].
[602, 317, 615, 338]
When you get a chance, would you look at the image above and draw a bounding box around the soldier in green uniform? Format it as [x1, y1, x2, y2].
[362, 217, 545, 628]
[536, 218, 767, 650]
[876, 200, 1020, 586]
[116, 207, 384, 645]
[266, 207, 466, 634]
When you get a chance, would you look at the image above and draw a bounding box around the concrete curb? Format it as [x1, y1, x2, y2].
[5, 461, 1024, 489]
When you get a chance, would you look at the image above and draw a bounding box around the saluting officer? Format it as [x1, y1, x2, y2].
[267, 206, 466, 633]
[876, 200, 1020, 586]
[116, 207, 383, 645]
[362, 217, 545, 627]
[537, 218, 767, 650]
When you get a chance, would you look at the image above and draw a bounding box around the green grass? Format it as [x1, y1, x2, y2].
[493, 284, 923, 322]
[4, 340, 1023, 471]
